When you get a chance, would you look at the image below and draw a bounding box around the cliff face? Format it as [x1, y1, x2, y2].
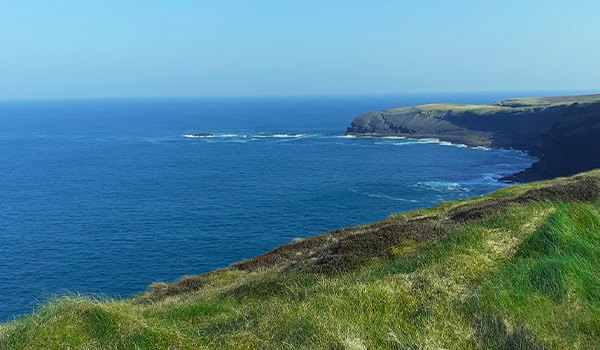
[346, 94, 600, 181]
[507, 102, 600, 181]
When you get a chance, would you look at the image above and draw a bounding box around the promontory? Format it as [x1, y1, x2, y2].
[346, 94, 600, 182]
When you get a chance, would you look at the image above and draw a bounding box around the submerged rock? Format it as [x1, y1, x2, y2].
[183, 133, 214, 138]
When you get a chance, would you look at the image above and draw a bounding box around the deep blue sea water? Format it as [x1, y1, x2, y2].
[0, 93, 540, 321]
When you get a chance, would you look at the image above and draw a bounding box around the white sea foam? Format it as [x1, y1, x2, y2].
[498, 152, 534, 160]
[376, 139, 439, 146]
[183, 133, 313, 140]
[422, 139, 482, 150]
[247, 134, 309, 138]
[414, 181, 470, 193]
[458, 171, 525, 188]
[335, 135, 407, 139]
[276, 134, 307, 138]
[336, 133, 496, 150]
[182, 134, 214, 138]
[348, 188, 418, 202]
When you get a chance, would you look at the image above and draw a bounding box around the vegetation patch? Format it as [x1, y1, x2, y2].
[478, 203, 600, 349]
[2, 170, 600, 349]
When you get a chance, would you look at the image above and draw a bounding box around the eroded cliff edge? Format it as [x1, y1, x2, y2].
[346, 94, 600, 182]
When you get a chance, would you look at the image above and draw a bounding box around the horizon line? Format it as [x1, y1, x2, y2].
[1, 89, 599, 103]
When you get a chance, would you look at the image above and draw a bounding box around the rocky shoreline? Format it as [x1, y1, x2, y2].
[346, 94, 600, 182]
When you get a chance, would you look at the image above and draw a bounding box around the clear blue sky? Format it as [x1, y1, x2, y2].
[1, 0, 599, 99]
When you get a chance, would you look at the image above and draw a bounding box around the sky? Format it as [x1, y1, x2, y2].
[1, 0, 599, 99]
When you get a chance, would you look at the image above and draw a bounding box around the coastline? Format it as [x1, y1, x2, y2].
[5, 170, 599, 348]
[342, 133, 493, 151]
[345, 94, 600, 182]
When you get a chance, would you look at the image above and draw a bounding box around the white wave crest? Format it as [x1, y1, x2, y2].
[182, 134, 214, 138]
[246, 134, 309, 138]
[414, 181, 470, 193]
[376, 139, 439, 146]
[335, 135, 407, 139]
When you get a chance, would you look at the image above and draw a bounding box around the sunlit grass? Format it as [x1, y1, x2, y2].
[2, 172, 600, 349]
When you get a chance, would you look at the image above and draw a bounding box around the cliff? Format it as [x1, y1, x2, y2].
[2, 170, 600, 349]
[346, 94, 600, 181]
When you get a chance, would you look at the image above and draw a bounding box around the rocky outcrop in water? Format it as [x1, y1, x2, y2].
[183, 133, 213, 138]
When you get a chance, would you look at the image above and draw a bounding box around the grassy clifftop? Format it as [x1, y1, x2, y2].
[346, 94, 600, 182]
[346, 94, 600, 142]
[2, 170, 600, 349]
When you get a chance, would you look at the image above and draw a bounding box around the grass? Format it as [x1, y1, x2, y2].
[413, 94, 600, 115]
[478, 203, 600, 349]
[416, 103, 512, 115]
[1, 170, 600, 349]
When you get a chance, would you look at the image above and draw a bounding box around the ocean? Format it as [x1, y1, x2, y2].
[0, 93, 538, 321]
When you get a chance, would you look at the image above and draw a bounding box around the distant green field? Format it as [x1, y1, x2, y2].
[413, 94, 600, 115]
[2, 171, 600, 349]
[497, 94, 600, 107]
[416, 103, 510, 115]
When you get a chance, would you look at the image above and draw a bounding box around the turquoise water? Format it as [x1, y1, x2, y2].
[0, 94, 536, 320]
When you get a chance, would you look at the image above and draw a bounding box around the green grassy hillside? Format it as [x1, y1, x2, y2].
[2, 171, 600, 349]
